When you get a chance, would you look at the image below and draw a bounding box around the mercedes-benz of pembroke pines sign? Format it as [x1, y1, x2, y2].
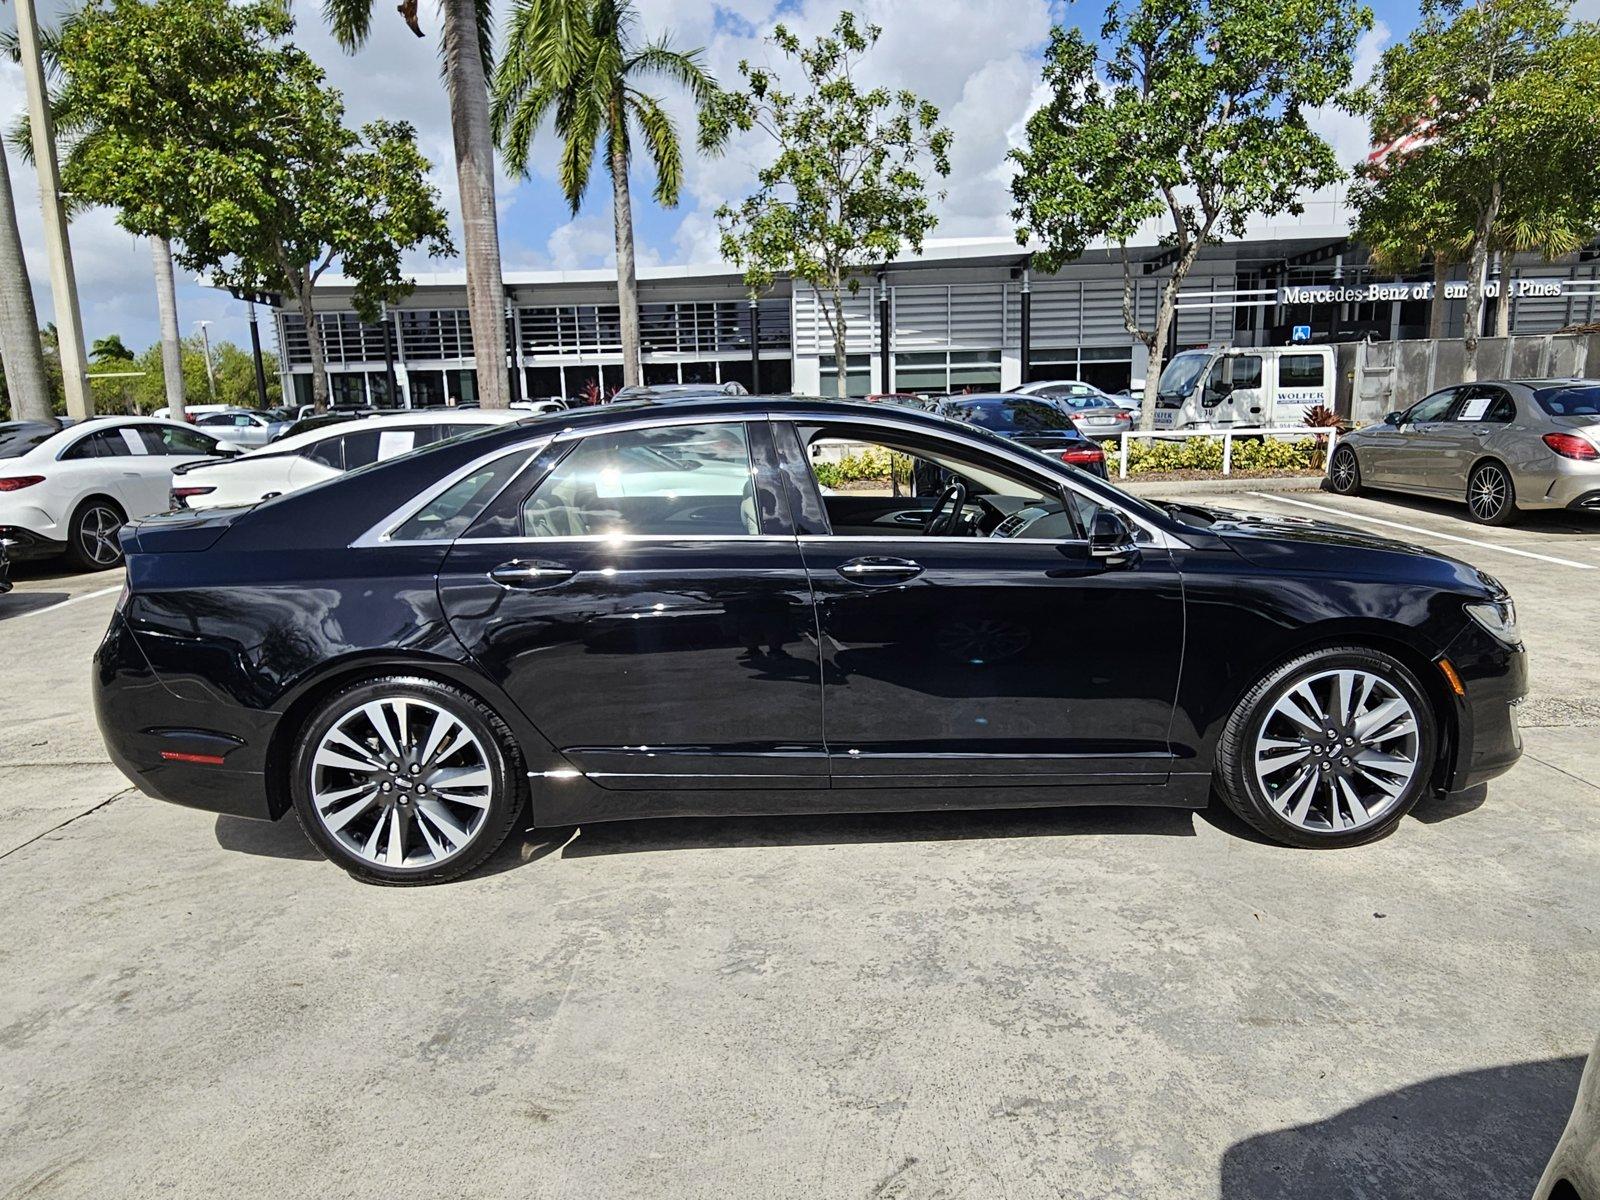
[1279, 278, 1574, 304]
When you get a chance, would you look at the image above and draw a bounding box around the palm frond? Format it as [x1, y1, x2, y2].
[322, 0, 375, 50]
[627, 87, 682, 206]
[626, 36, 715, 103]
[556, 87, 603, 212]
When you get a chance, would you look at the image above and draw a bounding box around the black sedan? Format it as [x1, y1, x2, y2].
[938, 394, 1110, 475]
[94, 397, 1527, 884]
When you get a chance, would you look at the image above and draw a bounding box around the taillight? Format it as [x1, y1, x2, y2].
[169, 485, 216, 510]
[0, 475, 45, 491]
[1542, 432, 1599, 460]
[1061, 447, 1106, 467]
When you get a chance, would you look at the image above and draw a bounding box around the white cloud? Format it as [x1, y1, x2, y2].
[1306, 19, 1391, 168]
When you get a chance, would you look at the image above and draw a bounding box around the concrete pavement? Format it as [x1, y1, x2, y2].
[2, 487, 1598, 1199]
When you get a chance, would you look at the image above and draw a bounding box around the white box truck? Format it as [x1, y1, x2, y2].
[1151, 345, 1337, 430]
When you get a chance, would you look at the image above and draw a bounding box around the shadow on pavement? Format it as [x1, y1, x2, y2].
[1220, 1056, 1581, 1200]
[0, 592, 69, 620]
[213, 813, 322, 861]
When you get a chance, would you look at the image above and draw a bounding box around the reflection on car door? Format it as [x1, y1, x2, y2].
[1366, 388, 1453, 490]
[437, 419, 826, 791]
[774, 419, 1183, 788]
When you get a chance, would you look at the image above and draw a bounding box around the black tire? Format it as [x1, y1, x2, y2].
[1327, 445, 1362, 496]
[1214, 645, 1438, 849]
[289, 675, 528, 885]
[1467, 461, 1518, 526]
[62, 497, 127, 571]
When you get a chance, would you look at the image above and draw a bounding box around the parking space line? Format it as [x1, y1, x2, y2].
[1244, 492, 1598, 571]
[1, 584, 122, 622]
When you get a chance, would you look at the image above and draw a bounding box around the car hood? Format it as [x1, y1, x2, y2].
[1170, 502, 1500, 594]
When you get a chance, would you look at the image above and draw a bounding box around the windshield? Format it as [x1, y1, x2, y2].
[956, 398, 1075, 432]
[1157, 352, 1212, 398]
[0, 426, 58, 459]
[1534, 385, 1600, 417]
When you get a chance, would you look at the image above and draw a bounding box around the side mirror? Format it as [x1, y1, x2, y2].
[1089, 509, 1137, 564]
[1384, 411, 1404, 426]
[212, 439, 243, 457]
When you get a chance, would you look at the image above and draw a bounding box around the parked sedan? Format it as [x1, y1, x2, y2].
[939, 394, 1109, 476]
[1011, 380, 1135, 438]
[169, 409, 523, 510]
[0, 417, 240, 569]
[192, 409, 286, 448]
[96, 396, 1525, 885]
[1329, 379, 1600, 524]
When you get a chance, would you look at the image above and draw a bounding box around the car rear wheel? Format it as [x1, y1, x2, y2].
[63, 498, 126, 570]
[1467, 461, 1517, 525]
[1328, 445, 1362, 496]
[1214, 646, 1438, 848]
[289, 676, 528, 885]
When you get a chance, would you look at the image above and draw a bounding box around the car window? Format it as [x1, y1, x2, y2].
[392, 450, 532, 542]
[1533, 385, 1600, 416]
[304, 435, 345, 470]
[519, 422, 757, 538]
[956, 399, 1075, 432]
[1454, 387, 1516, 424]
[0, 427, 57, 458]
[1279, 354, 1326, 389]
[1403, 390, 1457, 424]
[139, 425, 219, 456]
[62, 428, 142, 460]
[1203, 356, 1263, 405]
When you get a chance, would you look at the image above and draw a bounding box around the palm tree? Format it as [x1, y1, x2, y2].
[322, 0, 511, 409]
[491, 0, 718, 388]
[0, 56, 53, 422]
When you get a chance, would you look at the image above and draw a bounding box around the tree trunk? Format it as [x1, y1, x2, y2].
[1428, 254, 1449, 340]
[0, 147, 52, 423]
[150, 236, 187, 420]
[1139, 267, 1189, 433]
[832, 292, 849, 398]
[1461, 178, 1502, 383]
[441, 0, 509, 410]
[293, 271, 330, 412]
[609, 100, 642, 389]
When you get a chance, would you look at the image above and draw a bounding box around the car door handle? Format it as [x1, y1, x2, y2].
[837, 557, 923, 584]
[488, 561, 575, 589]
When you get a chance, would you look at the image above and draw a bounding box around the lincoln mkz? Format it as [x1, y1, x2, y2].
[93, 397, 1527, 884]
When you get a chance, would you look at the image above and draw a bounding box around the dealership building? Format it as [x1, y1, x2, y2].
[273, 185, 1600, 408]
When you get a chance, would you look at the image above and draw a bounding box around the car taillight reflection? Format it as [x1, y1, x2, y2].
[1542, 432, 1599, 461]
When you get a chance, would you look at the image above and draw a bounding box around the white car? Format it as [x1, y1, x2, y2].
[151, 403, 235, 423]
[192, 409, 287, 448]
[170, 410, 524, 510]
[0, 416, 242, 569]
[511, 399, 568, 415]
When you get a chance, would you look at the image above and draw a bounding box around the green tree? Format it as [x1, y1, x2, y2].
[704, 14, 952, 399]
[51, 0, 452, 411]
[323, 0, 511, 408]
[123, 335, 279, 413]
[1010, 0, 1370, 428]
[492, 0, 719, 389]
[1357, 0, 1600, 372]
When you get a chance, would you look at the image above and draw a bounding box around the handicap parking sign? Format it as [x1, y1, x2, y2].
[1291, 325, 1312, 343]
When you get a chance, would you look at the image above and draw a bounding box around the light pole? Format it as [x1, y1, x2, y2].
[195, 320, 216, 401]
[12, 0, 92, 420]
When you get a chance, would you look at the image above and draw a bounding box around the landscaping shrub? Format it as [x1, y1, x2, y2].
[1118, 435, 1323, 475]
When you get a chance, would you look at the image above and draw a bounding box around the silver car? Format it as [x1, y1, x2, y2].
[1328, 379, 1600, 524]
[192, 409, 286, 448]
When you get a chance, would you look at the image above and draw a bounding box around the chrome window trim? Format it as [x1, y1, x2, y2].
[349, 436, 553, 549]
[766, 410, 1183, 550]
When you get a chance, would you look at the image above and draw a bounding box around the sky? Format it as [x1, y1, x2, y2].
[0, 0, 1547, 360]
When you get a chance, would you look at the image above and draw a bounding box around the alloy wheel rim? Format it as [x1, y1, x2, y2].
[1332, 449, 1355, 490]
[1469, 467, 1507, 520]
[1252, 668, 1421, 833]
[81, 507, 123, 565]
[310, 697, 493, 870]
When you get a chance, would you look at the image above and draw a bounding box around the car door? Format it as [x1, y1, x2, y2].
[135, 423, 226, 512]
[435, 416, 825, 791]
[1386, 389, 1466, 494]
[1437, 385, 1516, 494]
[773, 416, 1183, 789]
[1361, 388, 1454, 488]
[1208, 354, 1265, 426]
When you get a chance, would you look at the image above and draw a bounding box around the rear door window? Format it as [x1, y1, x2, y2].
[1454, 387, 1516, 423]
[139, 425, 220, 456]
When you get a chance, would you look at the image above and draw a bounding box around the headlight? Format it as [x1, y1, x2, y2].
[1466, 598, 1520, 645]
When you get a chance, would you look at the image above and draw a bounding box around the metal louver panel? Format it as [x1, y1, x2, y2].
[793, 287, 876, 354]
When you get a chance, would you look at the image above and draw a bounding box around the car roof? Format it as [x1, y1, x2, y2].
[254, 407, 523, 455]
[15, 415, 194, 461]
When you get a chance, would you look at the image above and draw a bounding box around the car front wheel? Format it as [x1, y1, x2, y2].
[1214, 646, 1438, 848]
[289, 676, 527, 885]
[1328, 445, 1362, 495]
